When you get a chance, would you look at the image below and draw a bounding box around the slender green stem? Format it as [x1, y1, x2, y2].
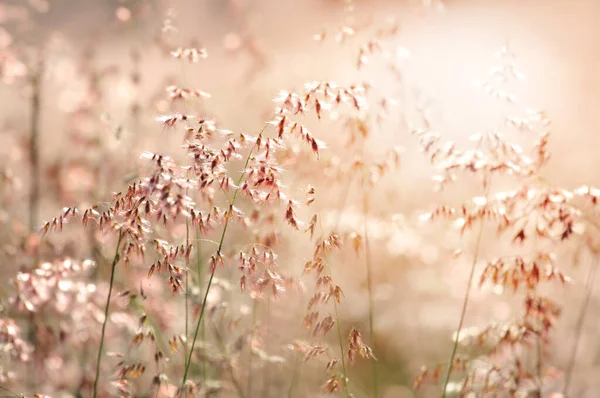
[129, 296, 166, 353]
[193, 229, 208, 384]
[182, 250, 215, 390]
[93, 230, 124, 398]
[196, 230, 208, 383]
[248, 297, 258, 396]
[211, 321, 246, 398]
[181, 146, 256, 389]
[0, 384, 20, 398]
[286, 352, 301, 398]
[535, 330, 543, 394]
[184, 217, 190, 362]
[441, 207, 486, 397]
[318, 210, 351, 397]
[362, 191, 378, 398]
[316, 177, 355, 397]
[25, 62, 43, 391]
[28, 60, 42, 233]
[262, 297, 271, 398]
[329, 267, 349, 398]
[180, 50, 193, 362]
[564, 256, 599, 396]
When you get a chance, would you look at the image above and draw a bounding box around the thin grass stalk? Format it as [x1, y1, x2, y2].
[0, 385, 20, 398]
[535, 333, 543, 396]
[211, 320, 246, 398]
[441, 225, 484, 396]
[441, 180, 490, 397]
[179, 58, 194, 367]
[322, 177, 356, 397]
[563, 255, 600, 396]
[197, 192, 208, 382]
[247, 296, 258, 396]
[22, 64, 44, 397]
[315, 176, 356, 398]
[531, 235, 543, 396]
[129, 296, 166, 353]
[286, 352, 301, 398]
[184, 215, 190, 362]
[318, 226, 350, 397]
[362, 189, 378, 398]
[195, 230, 208, 383]
[93, 229, 124, 398]
[330, 279, 350, 398]
[262, 297, 271, 398]
[28, 59, 42, 233]
[181, 235, 216, 390]
[181, 143, 257, 389]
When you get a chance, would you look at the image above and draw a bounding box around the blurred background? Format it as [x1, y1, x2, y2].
[2, 0, 600, 397]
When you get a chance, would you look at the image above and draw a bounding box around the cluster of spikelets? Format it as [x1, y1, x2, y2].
[412, 46, 600, 397]
[29, 18, 393, 396]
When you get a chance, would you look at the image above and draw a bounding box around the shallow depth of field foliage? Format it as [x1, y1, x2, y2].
[2, 0, 600, 397]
